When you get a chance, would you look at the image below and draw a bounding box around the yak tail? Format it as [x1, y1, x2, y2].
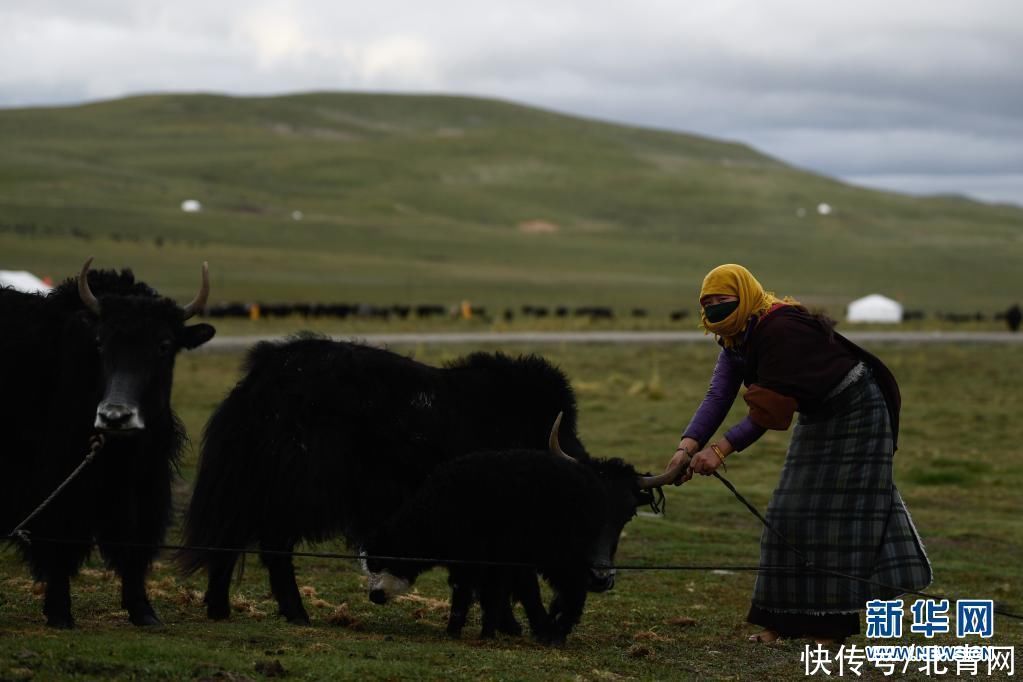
[175, 384, 251, 577]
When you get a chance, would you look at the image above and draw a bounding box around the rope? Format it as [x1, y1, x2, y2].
[6, 434, 105, 546]
[711, 471, 812, 566]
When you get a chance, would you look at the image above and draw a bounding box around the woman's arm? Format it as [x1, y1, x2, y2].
[667, 349, 744, 484]
[723, 415, 768, 452]
[680, 348, 745, 446]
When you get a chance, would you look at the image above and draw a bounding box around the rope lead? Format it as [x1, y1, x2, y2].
[6, 434, 106, 546]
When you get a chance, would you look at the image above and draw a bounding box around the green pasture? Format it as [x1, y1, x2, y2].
[2, 93, 1023, 318]
[2, 341, 1021, 681]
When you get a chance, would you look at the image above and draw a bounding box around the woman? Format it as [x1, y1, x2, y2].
[666, 264, 931, 643]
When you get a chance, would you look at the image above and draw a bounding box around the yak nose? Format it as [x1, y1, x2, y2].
[95, 403, 144, 431]
[369, 589, 388, 605]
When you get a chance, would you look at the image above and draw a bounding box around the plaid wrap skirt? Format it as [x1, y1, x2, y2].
[750, 366, 932, 617]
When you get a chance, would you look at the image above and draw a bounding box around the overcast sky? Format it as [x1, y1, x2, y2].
[2, 1, 1021, 206]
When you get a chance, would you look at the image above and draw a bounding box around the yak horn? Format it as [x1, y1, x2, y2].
[637, 462, 687, 490]
[180, 261, 210, 320]
[548, 412, 576, 464]
[78, 257, 101, 314]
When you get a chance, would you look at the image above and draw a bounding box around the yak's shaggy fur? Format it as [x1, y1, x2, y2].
[0, 268, 214, 627]
[180, 334, 588, 625]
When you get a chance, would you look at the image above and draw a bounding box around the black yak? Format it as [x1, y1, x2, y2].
[0, 259, 215, 628]
[364, 414, 681, 645]
[180, 335, 588, 625]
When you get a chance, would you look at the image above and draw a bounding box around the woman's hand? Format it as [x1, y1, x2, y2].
[667, 438, 699, 486]
[689, 440, 733, 475]
[688, 449, 723, 475]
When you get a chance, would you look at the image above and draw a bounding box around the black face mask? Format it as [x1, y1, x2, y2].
[704, 300, 739, 323]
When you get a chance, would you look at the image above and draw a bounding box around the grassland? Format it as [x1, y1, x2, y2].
[2, 93, 1022, 318]
[2, 341, 1021, 681]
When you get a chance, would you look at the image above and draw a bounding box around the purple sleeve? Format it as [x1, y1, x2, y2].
[682, 349, 744, 445]
[724, 416, 768, 452]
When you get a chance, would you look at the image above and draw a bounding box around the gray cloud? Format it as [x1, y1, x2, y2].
[1, 0, 1020, 204]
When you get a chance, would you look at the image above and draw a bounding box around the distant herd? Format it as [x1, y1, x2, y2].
[0, 260, 683, 644]
[205, 300, 679, 322]
[203, 299, 1010, 326]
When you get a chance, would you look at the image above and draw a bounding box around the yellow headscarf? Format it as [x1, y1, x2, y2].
[699, 264, 799, 347]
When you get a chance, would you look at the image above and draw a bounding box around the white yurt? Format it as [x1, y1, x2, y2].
[0, 270, 52, 294]
[847, 294, 903, 324]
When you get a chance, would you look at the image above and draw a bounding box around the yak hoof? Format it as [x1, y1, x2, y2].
[207, 605, 231, 621]
[498, 621, 523, 637]
[285, 614, 311, 626]
[497, 611, 523, 636]
[445, 625, 464, 639]
[46, 615, 75, 630]
[130, 612, 164, 627]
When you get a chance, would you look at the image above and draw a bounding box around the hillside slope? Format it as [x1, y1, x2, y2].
[1, 92, 1020, 312]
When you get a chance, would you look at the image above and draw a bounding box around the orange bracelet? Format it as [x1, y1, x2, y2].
[710, 443, 728, 468]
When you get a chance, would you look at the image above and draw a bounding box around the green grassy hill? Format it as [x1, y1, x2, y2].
[2, 92, 1021, 315]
